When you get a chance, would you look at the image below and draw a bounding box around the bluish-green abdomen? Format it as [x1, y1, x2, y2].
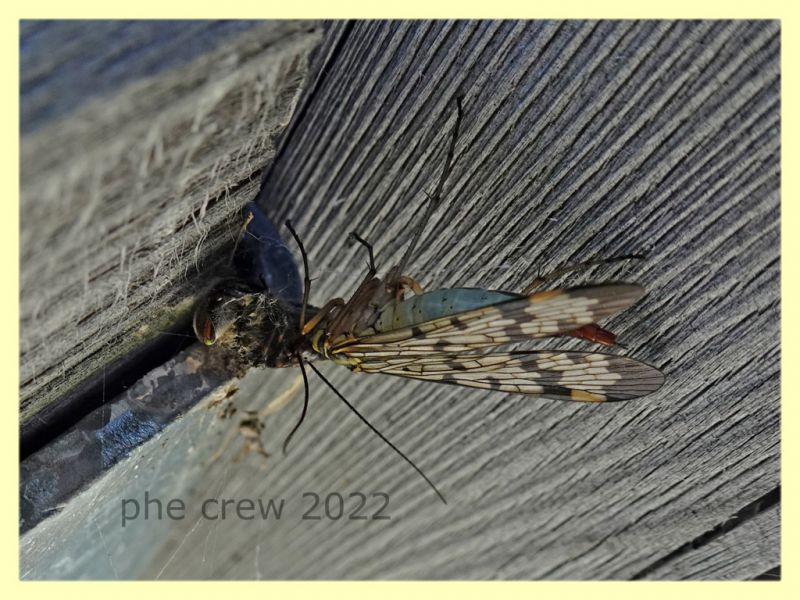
[374, 288, 521, 332]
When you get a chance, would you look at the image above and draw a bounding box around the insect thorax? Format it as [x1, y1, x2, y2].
[228, 292, 303, 369]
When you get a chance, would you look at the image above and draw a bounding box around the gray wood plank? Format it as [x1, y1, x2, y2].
[642, 503, 780, 579]
[20, 20, 264, 133]
[20, 20, 779, 580]
[20, 21, 323, 424]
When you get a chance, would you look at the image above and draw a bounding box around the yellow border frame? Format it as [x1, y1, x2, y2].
[5, 2, 791, 594]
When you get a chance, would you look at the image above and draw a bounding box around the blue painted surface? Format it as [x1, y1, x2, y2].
[236, 201, 303, 304]
[18, 18, 307, 536]
[20, 193, 300, 536]
[96, 410, 163, 468]
[20, 20, 262, 133]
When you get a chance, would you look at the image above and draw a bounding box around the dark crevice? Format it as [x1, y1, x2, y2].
[19, 158, 266, 399]
[259, 20, 356, 192]
[631, 486, 780, 580]
[19, 165, 266, 460]
[754, 565, 780, 581]
[20, 315, 195, 460]
[19, 24, 341, 460]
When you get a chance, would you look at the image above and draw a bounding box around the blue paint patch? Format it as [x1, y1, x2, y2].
[96, 410, 164, 468]
[235, 201, 303, 304]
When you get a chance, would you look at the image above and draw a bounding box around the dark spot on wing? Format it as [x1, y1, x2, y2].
[450, 316, 471, 331]
[505, 323, 527, 338]
[485, 376, 504, 390]
[541, 385, 570, 398]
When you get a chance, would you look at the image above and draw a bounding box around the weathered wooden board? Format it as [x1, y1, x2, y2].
[20, 20, 779, 580]
[21, 21, 266, 134]
[641, 501, 780, 579]
[20, 20, 323, 426]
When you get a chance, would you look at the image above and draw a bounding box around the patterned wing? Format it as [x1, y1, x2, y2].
[357, 350, 664, 402]
[332, 284, 644, 357]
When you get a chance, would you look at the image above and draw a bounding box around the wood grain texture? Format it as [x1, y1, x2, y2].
[20, 21, 323, 424]
[20, 20, 264, 133]
[641, 502, 780, 579]
[19, 20, 779, 580]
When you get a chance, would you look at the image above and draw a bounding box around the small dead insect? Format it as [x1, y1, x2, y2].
[193, 97, 664, 504]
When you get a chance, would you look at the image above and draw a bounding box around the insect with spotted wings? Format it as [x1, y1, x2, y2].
[193, 98, 664, 504]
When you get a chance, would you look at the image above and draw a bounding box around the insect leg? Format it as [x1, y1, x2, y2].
[323, 235, 383, 339]
[522, 254, 645, 295]
[302, 298, 345, 336]
[387, 96, 464, 293]
[349, 232, 377, 274]
[396, 275, 424, 296]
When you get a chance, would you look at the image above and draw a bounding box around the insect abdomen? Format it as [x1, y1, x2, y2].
[374, 288, 520, 332]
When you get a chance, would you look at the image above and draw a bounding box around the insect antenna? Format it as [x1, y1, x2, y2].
[281, 221, 446, 503]
[279, 219, 313, 454]
[281, 352, 310, 455]
[307, 360, 448, 505]
[284, 219, 311, 330]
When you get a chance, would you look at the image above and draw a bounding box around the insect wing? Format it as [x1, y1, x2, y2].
[334, 284, 644, 356]
[357, 351, 664, 402]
